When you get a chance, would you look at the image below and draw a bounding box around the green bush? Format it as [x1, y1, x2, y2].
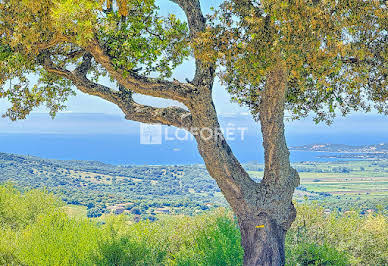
[93, 215, 167, 265]
[0, 228, 23, 265]
[0, 184, 64, 265]
[0, 184, 62, 230]
[172, 215, 243, 265]
[1, 185, 387, 266]
[288, 202, 388, 265]
[93, 209, 243, 265]
[94, 235, 166, 265]
[286, 242, 349, 265]
[18, 211, 100, 265]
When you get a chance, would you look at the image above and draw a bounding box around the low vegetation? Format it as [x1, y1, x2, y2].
[0, 185, 387, 265]
[1, 152, 387, 220]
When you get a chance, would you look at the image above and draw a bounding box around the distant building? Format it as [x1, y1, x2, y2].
[114, 208, 124, 215]
[107, 203, 134, 215]
[155, 207, 170, 214]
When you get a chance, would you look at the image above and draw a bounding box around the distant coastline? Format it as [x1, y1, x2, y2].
[290, 143, 388, 160]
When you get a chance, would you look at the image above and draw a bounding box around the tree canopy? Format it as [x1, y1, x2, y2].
[0, 0, 386, 123]
[1, 1, 386, 263]
[195, 0, 387, 123]
[0, 0, 190, 120]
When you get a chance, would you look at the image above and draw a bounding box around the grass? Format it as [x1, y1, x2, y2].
[62, 205, 88, 219]
[1, 184, 387, 265]
[248, 160, 388, 199]
[246, 160, 388, 211]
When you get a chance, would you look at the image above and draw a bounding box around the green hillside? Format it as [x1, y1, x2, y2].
[1, 152, 387, 220]
[0, 185, 386, 265]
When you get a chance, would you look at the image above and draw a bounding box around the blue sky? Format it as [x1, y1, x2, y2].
[0, 0, 386, 134]
[0, 0, 386, 165]
[0, 1, 237, 116]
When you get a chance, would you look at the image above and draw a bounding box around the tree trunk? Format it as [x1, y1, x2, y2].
[240, 65, 300, 265]
[188, 64, 299, 265]
[239, 213, 287, 266]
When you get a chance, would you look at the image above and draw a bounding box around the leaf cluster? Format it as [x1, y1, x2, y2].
[0, 0, 190, 120]
[97, 0, 190, 78]
[195, 0, 387, 123]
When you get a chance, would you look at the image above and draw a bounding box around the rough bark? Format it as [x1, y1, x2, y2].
[236, 65, 300, 266]
[44, 53, 299, 266]
[239, 213, 287, 266]
[187, 65, 299, 265]
[42, 53, 192, 129]
[188, 87, 256, 214]
[86, 40, 194, 103]
[40, 1, 300, 264]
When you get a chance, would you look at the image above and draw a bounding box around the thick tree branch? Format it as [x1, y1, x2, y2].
[170, 0, 206, 37]
[170, 0, 215, 87]
[122, 100, 192, 127]
[41, 54, 192, 129]
[85, 40, 194, 104]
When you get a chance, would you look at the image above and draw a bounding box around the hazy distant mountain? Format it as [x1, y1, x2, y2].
[291, 143, 388, 153]
[0, 112, 387, 136]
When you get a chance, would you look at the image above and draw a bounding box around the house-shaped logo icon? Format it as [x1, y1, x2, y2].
[140, 124, 162, 144]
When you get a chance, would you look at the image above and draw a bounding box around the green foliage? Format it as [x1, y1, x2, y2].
[0, 184, 63, 264]
[97, 1, 190, 78]
[98, 1, 189, 77]
[94, 234, 164, 265]
[0, 0, 76, 120]
[0, 184, 62, 230]
[172, 215, 243, 265]
[18, 212, 100, 265]
[0, 0, 190, 120]
[1, 185, 387, 265]
[0, 228, 22, 265]
[289, 202, 388, 265]
[93, 209, 243, 265]
[0, 185, 243, 265]
[93, 214, 168, 265]
[198, 0, 387, 123]
[286, 242, 349, 266]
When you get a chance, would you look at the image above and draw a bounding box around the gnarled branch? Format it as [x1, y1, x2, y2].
[41, 53, 192, 129]
[86, 40, 194, 104]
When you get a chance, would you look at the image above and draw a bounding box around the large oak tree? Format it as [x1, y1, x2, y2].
[0, 0, 386, 265]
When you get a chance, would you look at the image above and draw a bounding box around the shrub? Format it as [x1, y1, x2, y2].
[1, 185, 387, 265]
[94, 215, 167, 265]
[18, 211, 100, 265]
[172, 215, 243, 265]
[94, 235, 166, 265]
[289, 202, 388, 265]
[0, 184, 62, 230]
[286, 242, 349, 265]
[93, 209, 243, 265]
[0, 228, 22, 265]
[0, 184, 65, 265]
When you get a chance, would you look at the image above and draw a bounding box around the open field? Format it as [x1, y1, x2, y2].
[246, 160, 388, 210]
[1, 151, 387, 218]
[248, 161, 388, 195]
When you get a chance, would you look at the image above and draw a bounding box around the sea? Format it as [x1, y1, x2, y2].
[0, 113, 386, 165]
[0, 133, 386, 165]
